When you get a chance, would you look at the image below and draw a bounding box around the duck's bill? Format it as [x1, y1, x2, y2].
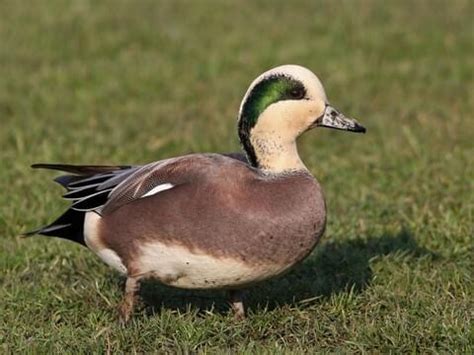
[314, 105, 366, 133]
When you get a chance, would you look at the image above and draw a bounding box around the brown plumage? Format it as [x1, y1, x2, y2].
[99, 153, 326, 272]
[26, 65, 365, 321]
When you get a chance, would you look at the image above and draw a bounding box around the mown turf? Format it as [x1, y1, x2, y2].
[1, 0, 473, 352]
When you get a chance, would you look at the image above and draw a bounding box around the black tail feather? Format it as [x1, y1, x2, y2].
[26, 163, 134, 245]
[24, 224, 71, 236]
[23, 209, 86, 245]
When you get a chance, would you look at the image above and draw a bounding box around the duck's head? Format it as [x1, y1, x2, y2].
[238, 64, 366, 172]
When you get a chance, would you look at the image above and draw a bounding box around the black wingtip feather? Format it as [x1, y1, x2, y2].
[62, 185, 99, 200]
[54, 175, 83, 189]
[67, 173, 116, 189]
[31, 163, 131, 175]
[71, 189, 112, 211]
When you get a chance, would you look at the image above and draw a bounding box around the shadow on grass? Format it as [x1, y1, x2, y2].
[138, 228, 437, 316]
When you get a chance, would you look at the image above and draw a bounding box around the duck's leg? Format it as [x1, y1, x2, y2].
[118, 276, 140, 324]
[229, 290, 246, 320]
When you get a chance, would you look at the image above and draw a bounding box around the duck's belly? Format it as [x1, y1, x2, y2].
[133, 240, 293, 289]
[84, 208, 319, 289]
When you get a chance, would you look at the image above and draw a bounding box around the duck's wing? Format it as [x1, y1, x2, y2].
[100, 156, 203, 215]
[26, 154, 248, 242]
[67, 153, 249, 215]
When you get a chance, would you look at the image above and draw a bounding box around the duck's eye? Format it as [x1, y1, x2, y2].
[289, 87, 305, 100]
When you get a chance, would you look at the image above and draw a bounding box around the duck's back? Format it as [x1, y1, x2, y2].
[86, 154, 326, 288]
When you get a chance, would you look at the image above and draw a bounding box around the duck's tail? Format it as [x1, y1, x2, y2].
[24, 163, 132, 245]
[23, 208, 87, 245]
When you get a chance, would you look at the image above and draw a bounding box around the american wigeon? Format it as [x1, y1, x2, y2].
[26, 65, 366, 321]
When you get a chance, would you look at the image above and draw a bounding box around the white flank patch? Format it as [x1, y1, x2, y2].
[141, 183, 174, 198]
[83, 212, 101, 249]
[96, 248, 127, 274]
[83, 212, 127, 274]
[135, 241, 289, 289]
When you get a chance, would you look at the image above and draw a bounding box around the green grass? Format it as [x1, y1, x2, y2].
[1, 0, 473, 352]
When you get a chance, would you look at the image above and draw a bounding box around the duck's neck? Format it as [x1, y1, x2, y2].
[243, 133, 308, 174]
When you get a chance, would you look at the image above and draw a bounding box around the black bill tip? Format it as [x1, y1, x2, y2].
[351, 123, 366, 133]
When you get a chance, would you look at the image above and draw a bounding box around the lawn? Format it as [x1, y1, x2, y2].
[1, 0, 472, 352]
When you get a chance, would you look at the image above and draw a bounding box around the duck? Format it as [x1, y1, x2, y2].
[25, 64, 366, 322]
